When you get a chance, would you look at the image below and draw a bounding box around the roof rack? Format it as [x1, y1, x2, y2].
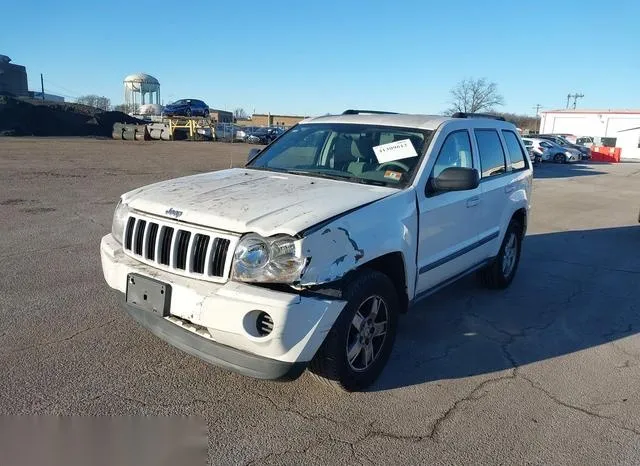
[451, 112, 505, 121]
[342, 109, 398, 115]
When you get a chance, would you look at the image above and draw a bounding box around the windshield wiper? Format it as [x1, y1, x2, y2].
[286, 169, 351, 180]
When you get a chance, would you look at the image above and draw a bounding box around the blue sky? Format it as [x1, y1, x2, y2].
[3, 0, 639, 116]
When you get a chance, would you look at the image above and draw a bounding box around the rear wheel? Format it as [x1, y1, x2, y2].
[478, 220, 522, 289]
[309, 269, 398, 391]
[185, 108, 192, 117]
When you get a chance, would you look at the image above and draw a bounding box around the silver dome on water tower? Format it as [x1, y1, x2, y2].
[123, 73, 160, 110]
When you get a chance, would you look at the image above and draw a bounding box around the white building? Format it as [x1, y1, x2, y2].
[615, 127, 640, 161]
[539, 109, 640, 161]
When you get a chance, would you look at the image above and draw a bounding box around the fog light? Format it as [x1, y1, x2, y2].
[256, 312, 274, 336]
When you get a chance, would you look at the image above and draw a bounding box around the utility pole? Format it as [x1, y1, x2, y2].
[566, 92, 584, 109]
[40, 73, 45, 101]
[572, 93, 584, 109]
[533, 104, 543, 117]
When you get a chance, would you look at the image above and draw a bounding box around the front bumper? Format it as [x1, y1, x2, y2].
[121, 297, 306, 380]
[101, 234, 346, 379]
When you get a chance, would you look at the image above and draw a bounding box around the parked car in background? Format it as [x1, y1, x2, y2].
[235, 126, 260, 142]
[576, 136, 595, 148]
[235, 127, 248, 142]
[552, 133, 577, 144]
[537, 134, 591, 159]
[246, 127, 285, 144]
[162, 99, 210, 118]
[523, 137, 581, 163]
[523, 139, 543, 164]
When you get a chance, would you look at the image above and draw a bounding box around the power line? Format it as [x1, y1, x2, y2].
[42, 78, 83, 98]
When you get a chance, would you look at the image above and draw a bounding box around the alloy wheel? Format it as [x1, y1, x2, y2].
[502, 232, 517, 277]
[346, 296, 389, 372]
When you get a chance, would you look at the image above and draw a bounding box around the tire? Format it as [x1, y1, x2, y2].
[309, 269, 399, 391]
[185, 108, 192, 117]
[203, 109, 210, 118]
[477, 220, 522, 289]
[554, 153, 566, 164]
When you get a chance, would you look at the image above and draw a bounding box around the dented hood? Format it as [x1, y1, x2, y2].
[123, 168, 396, 236]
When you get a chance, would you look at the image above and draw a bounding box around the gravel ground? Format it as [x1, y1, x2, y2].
[1, 138, 639, 465]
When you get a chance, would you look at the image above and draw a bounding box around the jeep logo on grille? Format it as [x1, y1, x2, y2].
[165, 208, 183, 219]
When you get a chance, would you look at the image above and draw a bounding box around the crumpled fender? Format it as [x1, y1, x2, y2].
[296, 188, 418, 298]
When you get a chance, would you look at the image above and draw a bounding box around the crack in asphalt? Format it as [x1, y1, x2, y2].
[520, 374, 640, 437]
[250, 390, 342, 428]
[533, 257, 640, 275]
[242, 282, 600, 462]
[589, 398, 629, 410]
[243, 426, 372, 466]
[248, 373, 519, 464]
[111, 393, 211, 409]
[0, 318, 118, 355]
[610, 341, 640, 366]
[0, 243, 80, 260]
[74, 210, 109, 229]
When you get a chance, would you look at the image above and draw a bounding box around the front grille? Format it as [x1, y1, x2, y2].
[123, 214, 234, 281]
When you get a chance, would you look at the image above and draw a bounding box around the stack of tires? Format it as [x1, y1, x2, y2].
[147, 123, 171, 141]
[112, 123, 149, 141]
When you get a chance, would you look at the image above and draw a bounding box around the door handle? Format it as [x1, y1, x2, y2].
[504, 185, 516, 194]
[466, 196, 480, 208]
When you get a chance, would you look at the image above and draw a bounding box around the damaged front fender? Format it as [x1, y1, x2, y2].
[296, 189, 418, 296]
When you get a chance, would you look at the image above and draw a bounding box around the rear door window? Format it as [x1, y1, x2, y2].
[502, 130, 527, 170]
[474, 129, 507, 178]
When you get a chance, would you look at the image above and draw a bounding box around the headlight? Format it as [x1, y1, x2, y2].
[232, 233, 306, 283]
[111, 199, 130, 245]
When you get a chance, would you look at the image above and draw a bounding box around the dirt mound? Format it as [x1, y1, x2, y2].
[0, 96, 144, 137]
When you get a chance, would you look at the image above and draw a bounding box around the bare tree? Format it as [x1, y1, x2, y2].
[446, 78, 504, 114]
[233, 108, 248, 120]
[113, 103, 139, 114]
[76, 94, 111, 111]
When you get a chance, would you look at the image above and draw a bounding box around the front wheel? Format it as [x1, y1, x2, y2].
[309, 269, 399, 391]
[478, 220, 522, 289]
[203, 109, 210, 118]
[554, 153, 566, 164]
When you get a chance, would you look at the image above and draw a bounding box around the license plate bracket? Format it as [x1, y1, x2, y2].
[126, 273, 171, 317]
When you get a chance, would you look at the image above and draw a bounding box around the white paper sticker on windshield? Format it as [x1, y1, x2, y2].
[372, 139, 418, 163]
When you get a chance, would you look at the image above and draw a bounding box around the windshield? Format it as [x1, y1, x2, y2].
[247, 123, 432, 187]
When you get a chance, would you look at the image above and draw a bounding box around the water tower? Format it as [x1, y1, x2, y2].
[123, 73, 160, 112]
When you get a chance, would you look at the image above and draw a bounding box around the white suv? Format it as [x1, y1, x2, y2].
[101, 110, 533, 391]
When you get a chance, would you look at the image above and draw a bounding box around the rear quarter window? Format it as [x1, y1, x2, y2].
[474, 129, 507, 178]
[502, 130, 528, 170]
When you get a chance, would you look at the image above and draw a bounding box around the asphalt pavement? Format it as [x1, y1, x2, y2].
[1, 138, 639, 465]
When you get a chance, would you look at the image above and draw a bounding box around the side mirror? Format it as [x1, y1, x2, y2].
[247, 147, 261, 162]
[428, 167, 479, 194]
